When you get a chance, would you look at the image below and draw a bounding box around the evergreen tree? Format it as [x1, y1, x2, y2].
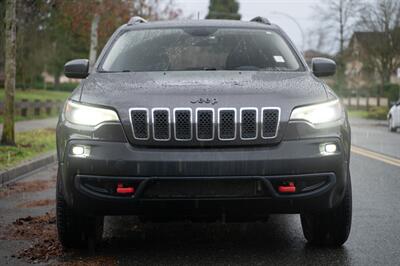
[206, 0, 241, 20]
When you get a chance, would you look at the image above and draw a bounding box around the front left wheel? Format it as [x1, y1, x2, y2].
[56, 168, 104, 249]
[389, 116, 396, 132]
[300, 173, 352, 247]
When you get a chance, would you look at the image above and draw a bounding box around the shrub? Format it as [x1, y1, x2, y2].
[366, 106, 389, 120]
[384, 83, 400, 103]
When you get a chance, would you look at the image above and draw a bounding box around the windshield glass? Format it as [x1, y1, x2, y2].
[101, 27, 303, 72]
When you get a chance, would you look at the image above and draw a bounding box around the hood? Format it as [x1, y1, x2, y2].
[78, 71, 329, 147]
[80, 71, 327, 115]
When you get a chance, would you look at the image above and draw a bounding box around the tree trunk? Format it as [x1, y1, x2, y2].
[54, 72, 60, 91]
[1, 0, 17, 146]
[89, 13, 100, 71]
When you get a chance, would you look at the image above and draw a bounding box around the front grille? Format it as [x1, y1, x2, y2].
[129, 107, 280, 142]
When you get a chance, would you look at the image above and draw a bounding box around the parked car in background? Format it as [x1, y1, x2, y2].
[388, 100, 400, 132]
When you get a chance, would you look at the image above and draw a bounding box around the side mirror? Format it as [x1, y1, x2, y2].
[311, 57, 336, 77]
[64, 59, 89, 79]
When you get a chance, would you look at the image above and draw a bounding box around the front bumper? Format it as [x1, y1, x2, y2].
[60, 137, 349, 216]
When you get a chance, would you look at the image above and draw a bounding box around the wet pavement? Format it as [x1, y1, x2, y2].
[0, 118, 399, 265]
[350, 117, 400, 159]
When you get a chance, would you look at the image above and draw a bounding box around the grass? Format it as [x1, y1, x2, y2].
[0, 88, 70, 102]
[347, 109, 368, 119]
[0, 128, 56, 171]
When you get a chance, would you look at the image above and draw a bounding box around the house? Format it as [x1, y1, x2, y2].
[345, 31, 400, 90]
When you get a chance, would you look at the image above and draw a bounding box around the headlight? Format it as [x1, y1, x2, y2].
[64, 100, 119, 126]
[290, 99, 342, 125]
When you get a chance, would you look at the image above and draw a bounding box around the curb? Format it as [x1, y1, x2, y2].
[0, 151, 57, 186]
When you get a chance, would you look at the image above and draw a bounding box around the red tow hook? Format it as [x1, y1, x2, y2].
[278, 182, 296, 193]
[116, 183, 135, 194]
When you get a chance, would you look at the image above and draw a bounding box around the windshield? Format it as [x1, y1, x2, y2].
[100, 27, 303, 72]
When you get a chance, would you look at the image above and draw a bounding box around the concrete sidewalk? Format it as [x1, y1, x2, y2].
[0, 117, 58, 135]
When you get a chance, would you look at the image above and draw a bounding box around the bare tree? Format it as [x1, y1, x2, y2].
[313, 0, 359, 55]
[1, 0, 17, 146]
[311, 0, 359, 95]
[357, 0, 400, 106]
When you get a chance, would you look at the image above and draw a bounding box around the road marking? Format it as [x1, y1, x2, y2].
[351, 145, 400, 168]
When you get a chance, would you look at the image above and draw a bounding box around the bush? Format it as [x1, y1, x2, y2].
[384, 83, 400, 103]
[366, 106, 389, 120]
[45, 82, 79, 92]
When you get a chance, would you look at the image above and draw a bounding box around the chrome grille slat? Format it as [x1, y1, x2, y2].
[174, 108, 192, 141]
[196, 108, 214, 140]
[152, 108, 170, 141]
[218, 108, 236, 140]
[240, 108, 258, 140]
[130, 107, 280, 142]
[129, 108, 149, 140]
[262, 108, 280, 139]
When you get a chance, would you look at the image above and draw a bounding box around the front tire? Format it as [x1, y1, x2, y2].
[300, 174, 352, 247]
[56, 168, 104, 249]
[389, 116, 396, 132]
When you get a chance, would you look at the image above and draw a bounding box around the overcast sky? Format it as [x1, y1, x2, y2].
[175, 0, 322, 52]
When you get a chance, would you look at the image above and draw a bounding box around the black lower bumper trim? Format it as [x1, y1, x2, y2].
[70, 173, 338, 215]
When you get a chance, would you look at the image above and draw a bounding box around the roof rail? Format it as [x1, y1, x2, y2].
[250, 16, 271, 25]
[127, 16, 148, 25]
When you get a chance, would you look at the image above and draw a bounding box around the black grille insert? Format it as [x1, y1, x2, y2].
[197, 110, 214, 140]
[153, 109, 170, 140]
[241, 109, 257, 139]
[142, 179, 266, 198]
[262, 109, 279, 138]
[130, 109, 148, 139]
[219, 109, 236, 140]
[174, 110, 192, 140]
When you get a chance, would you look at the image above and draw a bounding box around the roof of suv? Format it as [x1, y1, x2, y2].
[123, 19, 281, 31]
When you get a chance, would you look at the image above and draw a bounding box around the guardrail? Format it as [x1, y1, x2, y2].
[0, 99, 64, 117]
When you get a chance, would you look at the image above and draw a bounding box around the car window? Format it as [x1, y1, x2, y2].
[100, 28, 303, 72]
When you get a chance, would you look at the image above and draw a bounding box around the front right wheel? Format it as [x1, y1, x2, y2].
[56, 168, 104, 249]
[300, 174, 352, 247]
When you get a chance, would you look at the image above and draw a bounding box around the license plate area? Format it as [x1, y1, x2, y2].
[141, 179, 267, 199]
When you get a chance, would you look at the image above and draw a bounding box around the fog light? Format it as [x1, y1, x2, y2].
[325, 144, 337, 153]
[320, 143, 337, 155]
[71, 145, 90, 157]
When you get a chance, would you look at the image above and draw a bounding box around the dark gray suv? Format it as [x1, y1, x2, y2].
[57, 16, 352, 248]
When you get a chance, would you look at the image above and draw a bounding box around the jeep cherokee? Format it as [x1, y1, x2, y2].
[56, 16, 352, 248]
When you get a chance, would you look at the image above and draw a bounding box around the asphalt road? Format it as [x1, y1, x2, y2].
[0, 117, 399, 265]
